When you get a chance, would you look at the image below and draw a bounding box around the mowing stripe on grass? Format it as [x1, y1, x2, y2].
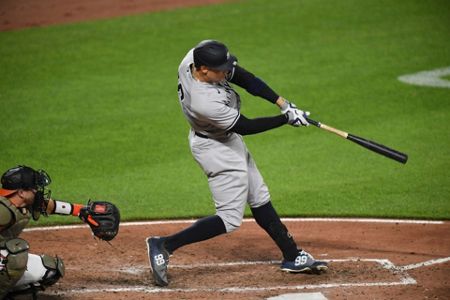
[398, 66, 450, 88]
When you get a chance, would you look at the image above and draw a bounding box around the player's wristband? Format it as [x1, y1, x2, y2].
[53, 200, 84, 216]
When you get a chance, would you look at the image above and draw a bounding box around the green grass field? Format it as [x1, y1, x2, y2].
[1, 0, 449, 225]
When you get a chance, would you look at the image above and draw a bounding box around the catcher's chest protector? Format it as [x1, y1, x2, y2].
[0, 197, 31, 242]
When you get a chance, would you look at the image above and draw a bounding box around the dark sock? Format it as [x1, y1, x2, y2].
[251, 201, 299, 261]
[164, 215, 226, 253]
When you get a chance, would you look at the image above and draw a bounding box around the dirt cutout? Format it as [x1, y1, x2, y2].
[23, 220, 450, 299]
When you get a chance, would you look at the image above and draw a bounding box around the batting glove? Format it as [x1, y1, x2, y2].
[280, 100, 310, 127]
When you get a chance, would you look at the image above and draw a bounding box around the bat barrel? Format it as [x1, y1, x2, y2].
[306, 117, 408, 164]
[347, 134, 408, 164]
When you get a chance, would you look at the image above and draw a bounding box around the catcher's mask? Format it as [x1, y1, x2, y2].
[0, 165, 52, 220]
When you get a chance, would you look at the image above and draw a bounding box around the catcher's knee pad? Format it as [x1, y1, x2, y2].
[0, 238, 29, 295]
[1, 238, 29, 280]
[39, 255, 65, 287]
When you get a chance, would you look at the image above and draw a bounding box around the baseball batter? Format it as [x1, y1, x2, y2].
[147, 40, 327, 287]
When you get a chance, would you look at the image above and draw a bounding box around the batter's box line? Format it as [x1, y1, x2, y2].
[54, 258, 424, 295]
[50, 279, 416, 295]
[82, 256, 448, 272]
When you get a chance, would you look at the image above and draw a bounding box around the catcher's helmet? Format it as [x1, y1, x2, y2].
[193, 40, 237, 71]
[0, 165, 51, 197]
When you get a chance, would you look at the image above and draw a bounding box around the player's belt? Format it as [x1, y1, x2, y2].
[195, 132, 209, 139]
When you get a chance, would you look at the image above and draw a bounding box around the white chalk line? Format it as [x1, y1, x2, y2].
[24, 217, 445, 232]
[56, 256, 450, 295]
[51, 258, 431, 295]
[105, 258, 399, 272]
[53, 279, 417, 295]
[71, 257, 445, 275]
[398, 256, 450, 271]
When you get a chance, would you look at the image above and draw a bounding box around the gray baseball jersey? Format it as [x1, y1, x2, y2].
[177, 49, 271, 233]
[178, 49, 241, 140]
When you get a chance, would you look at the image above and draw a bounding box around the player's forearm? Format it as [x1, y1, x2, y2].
[275, 97, 287, 108]
[46, 199, 83, 216]
[230, 114, 287, 135]
[229, 65, 279, 103]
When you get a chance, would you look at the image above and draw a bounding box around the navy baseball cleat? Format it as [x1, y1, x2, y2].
[281, 250, 328, 273]
[146, 237, 170, 286]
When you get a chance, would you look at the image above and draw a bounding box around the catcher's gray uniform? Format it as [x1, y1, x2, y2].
[178, 49, 270, 232]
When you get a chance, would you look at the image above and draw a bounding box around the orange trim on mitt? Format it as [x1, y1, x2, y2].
[87, 215, 99, 227]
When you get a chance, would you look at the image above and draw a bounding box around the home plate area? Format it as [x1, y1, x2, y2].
[23, 219, 449, 299]
[50, 258, 415, 296]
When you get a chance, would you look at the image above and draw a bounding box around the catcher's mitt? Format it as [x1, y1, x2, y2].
[79, 200, 120, 241]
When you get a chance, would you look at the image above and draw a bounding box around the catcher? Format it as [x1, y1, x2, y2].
[0, 165, 120, 299]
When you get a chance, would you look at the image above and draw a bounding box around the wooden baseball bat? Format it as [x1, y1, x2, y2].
[305, 117, 408, 164]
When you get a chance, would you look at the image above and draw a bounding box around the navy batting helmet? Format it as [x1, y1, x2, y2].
[193, 40, 237, 71]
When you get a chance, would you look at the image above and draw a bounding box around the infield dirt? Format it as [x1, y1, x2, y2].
[0, 0, 237, 31]
[23, 219, 450, 299]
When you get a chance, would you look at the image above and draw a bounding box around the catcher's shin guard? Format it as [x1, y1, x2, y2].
[5, 254, 64, 299]
[0, 239, 30, 298]
[146, 237, 169, 286]
[39, 255, 65, 287]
